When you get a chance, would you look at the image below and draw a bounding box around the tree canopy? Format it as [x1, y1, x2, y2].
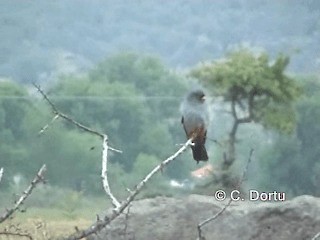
[191, 49, 302, 134]
[191, 49, 302, 180]
[260, 77, 320, 196]
[0, 53, 193, 195]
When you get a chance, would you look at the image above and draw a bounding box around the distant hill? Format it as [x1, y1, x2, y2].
[0, 0, 319, 83]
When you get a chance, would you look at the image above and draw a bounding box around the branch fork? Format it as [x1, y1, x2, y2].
[34, 84, 194, 239]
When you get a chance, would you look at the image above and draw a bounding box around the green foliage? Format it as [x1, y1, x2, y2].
[132, 153, 160, 179]
[138, 123, 174, 158]
[1, 1, 319, 83]
[1, 50, 319, 199]
[0, 53, 189, 197]
[50, 53, 187, 174]
[58, 191, 84, 219]
[259, 77, 320, 196]
[89, 52, 186, 118]
[0, 80, 30, 137]
[259, 135, 302, 196]
[0, 80, 31, 186]
[191, 48, 302, 133]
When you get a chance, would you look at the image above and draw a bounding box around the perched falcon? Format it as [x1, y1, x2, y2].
[181, 89, 209, 162]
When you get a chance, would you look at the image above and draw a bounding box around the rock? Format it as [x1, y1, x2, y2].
[90, 195, 320, 240]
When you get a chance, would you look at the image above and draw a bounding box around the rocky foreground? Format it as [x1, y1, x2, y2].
[91, 194, 320, 240]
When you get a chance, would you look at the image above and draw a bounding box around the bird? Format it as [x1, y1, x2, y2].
[180, 89, 209, 163]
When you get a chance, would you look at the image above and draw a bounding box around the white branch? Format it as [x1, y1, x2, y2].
[35, 83, 192, 239]
[38, 114, 59, 135]
[101, 135, 121, 209]
[0, 168, 3, 184]
[312, 232, 320, 240]
[64, 139, 193, 240]
[35, 84, 122, 207]
[0, 164, 46, 223]
[131, 139, 193, 195]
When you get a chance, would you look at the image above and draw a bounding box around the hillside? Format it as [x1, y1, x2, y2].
[1, 0, 319, 83]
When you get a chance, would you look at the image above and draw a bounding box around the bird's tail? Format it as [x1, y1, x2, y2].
[191, 144, 208, 162]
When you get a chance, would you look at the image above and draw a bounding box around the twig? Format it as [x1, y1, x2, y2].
[0, 231, 33, 240]
[38, 114, 59, 135]
[34, 83, 104, 138]
[0, 167, 3, 184]
[63, 139, 193, 240]
[0, 164, 46, 223]
[101, 135, 121, 209]
[34, 84, 122, 206]
[34, 83, 122, 153]
[35, 84, 192, 239]
[197, 148, 254, 239]
[312, 232, 320, 240]
[122, 204, 132, 237]
[238, 148, 254, 187]
[207, 138, 223, 147]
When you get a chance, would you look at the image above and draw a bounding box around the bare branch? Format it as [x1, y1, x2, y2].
[122, 204, 132, 237]
[230, 90, 254, 136]
[64, 139, 193, 240]
[108, 146, 122, 153]
[0, 167, 3, 184]
[101, 135, 121, 209]
[197, 148, 254, 239]
[238, 148, 254, 187]
[312, 231, 320, 240]
[38, 114, 59, 135]
[0, 231, 33, 240]
[34, 83, 192, 239]
[34, 84, 122, 207]
[35, 84, 122, 153]
[0, 164, 46, 223]
[235, 89, 255, 124]
[231, 98, 238, 121]
[34, 83, 104, 138]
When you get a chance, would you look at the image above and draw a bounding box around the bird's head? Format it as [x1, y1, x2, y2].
[187, 89, 206, 104]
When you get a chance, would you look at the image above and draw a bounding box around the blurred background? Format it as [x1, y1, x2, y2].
[0, 1, 319, 233]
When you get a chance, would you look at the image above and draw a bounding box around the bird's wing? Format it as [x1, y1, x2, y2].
[183, 114, 206, 140]
[181, 116, 189, 137]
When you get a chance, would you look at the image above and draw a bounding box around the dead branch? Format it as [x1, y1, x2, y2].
[0, 167, 3, 184]
[35, 84, 193, 239]
[34, 84, 122, 154]
[35, 84, 122, 207]
[122, 204, 132, 237]
[38, 114, 59, 135]
[0, 222, 33, 239]
[197, 148, 254, 239]
[63, 139, 192, 240]
[312, 231, 320, 240]
[0, 231, 33, 240]
[34, 83, 104, 138]
[101, 135, 121, 209]
[0, 164, 46, 223]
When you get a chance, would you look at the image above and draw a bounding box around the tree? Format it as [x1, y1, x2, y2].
[190, 48, 301, 186]
[47, 52, 191, 191]
[0, 80, 31, 185]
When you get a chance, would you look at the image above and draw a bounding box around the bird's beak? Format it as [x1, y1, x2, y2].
[201, 95, 206, 102]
